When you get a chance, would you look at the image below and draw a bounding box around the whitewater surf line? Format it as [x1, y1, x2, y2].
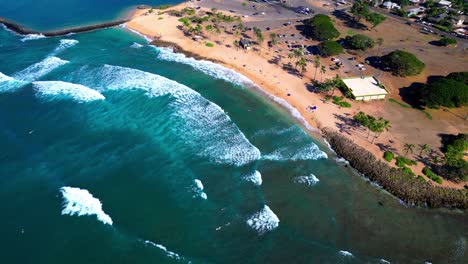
[0, 17, 129, 37]
[246, 205, 280, 234]
[13, 56, 69, 82]
[32, 81, 105, 102]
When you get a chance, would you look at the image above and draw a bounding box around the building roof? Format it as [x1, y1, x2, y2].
[438, 0, 452, 6]
[342, 76, 388, 97]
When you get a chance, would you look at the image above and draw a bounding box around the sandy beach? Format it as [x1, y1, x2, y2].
[125, 2, 466, 189]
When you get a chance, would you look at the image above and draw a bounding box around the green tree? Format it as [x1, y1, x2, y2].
[318, 41, 344, 57]
[269, 32, 278, 48]
[320, 65, 326, 81]
[205, 24, 214, 35]
[313, 56, 321, 80]
[253, 27, 264, 50]
[403, 143, 415, 157]
[439, 37, 457, 46]
[303, 14, 340, 41]
[351, 0, 370, 22]
[381, 50, 425, 76]
[346, 34, 375, 50]
[418, 144, 430, 157]
[296, 57, 308, 77]
[422, 78, 468, 108]
[366, 13, 386, 29]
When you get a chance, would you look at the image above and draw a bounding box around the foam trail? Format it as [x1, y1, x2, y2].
[77, 65, 260, 166]
[130, 42, 143, 49]
[156, 47, 254, 86]
[144, 240, 185, 261]
[32, 81, 105, 102]
[50, 39, 79, 56]
[193, 179, 207, 199]
[60, 187, 113, 225]
[339, 250, 353, 257]
[0, 72, 27, 92]
[380, 259, 391, 263]
[294, 174, 319, 186]
[263, 143, 327, 161]
[13, 56, 69, 82]
[121, 24, 152, 42]
[246, 205, 279, 234]
[243, 171, 262, 186]
[20, 33, 46, 42]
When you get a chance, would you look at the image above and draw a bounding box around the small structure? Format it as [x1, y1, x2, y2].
[407, 6, 426, 16]
[450, 15, 465, 27]
[427, 13, 448, 24]
[342, 76, 388, 101]
[239, 39, 251, 50]
[382, 1, 400, 9]
[437, 0, 452, 7]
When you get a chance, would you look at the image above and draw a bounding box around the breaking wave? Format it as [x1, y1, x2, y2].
[379, 259, 391, 263]
[50, 39, 79, 56]
[0, 72, 27, 92]
[242, 170, 262, 186]
[339, 250, 353, 257]
[32, 81, 105, 102]
[246, 205, 279, 234]
[13, 56, 69, 82]
[77, 65, 260, 166]
[193, 179, 207, 200]
[263, 143, 327, 161]
[60, 187, 113, 225]
[144, 240, 185, 261]
[130, 42, 143, 49]
[20, 33, 46, 42]
[294, 174, 319, 186]
[156, 47, 254, 86]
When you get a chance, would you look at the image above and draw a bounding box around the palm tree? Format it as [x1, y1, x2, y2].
[313, 56, 321, 80]
[320, 65, 326, 81]
[269, 32, 278, 49]
[376, 37, 384, 54]
[403, 143, 415, 157]
[295, 57, 307, 78]
[418, 144, 430, 157]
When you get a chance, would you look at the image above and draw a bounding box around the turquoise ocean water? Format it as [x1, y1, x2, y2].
[0, 1, 467, 263]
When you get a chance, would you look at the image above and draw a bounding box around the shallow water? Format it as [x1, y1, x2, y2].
[0, 2, 467, 263]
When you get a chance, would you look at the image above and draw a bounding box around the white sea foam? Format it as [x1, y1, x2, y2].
[32, 81, 105, 102]
[243, 170, 262, 186]
[263, 143, 327, 161]
[121, 24, 152, 42]
[130, 42, 143, 49]
[60, 186, 113, 225]
[339, 250, 353, 257]
[13, 56, 69, 82]
[379, 259, 391, 264]
[81, 65, 260, 166]
[50, 39, 79, 56]
[144, 240, 183, 261]
[193, 179, 207, 199]
[246, 205, 279, 234]
[0, 72, 27, 92]
[20, 33, 46, 42]
[157, 47, 254, 86]
[294, 174, 319, 186]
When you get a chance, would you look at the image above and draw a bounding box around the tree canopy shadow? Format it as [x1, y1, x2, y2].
[332, 10, 367, 30]
[398, 82, 425, 109]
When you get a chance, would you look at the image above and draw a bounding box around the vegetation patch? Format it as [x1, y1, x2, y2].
[395, 156, 417, 167]
[318, 41, 343, 57]
[303, 14, 339, 41]
[439, 37, 457, 46]
[332, 96, 352, 108]
[322, 128, 467, 208]
[421, 72, 468, 108]
[345, 34, 375, 51]
[423, 167, 443, 184]
[205, 42, 214, 47]
[383, 151, 394, 162]
[381, 50, 425, 77]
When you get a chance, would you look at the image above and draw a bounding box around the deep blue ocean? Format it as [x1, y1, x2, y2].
[0, 1, 467, 263]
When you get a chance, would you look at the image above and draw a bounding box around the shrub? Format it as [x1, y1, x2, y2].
[447, 72, 468, 85]
[381, 50, 425, 76]
[416, 175, 426, 183]
[383, 151, 394, 162]
[318, 40, 343, 57]
[303, 14, 339, 41]
[402, 167, 416, 177]
[423, 167, 443, 184]
[338, 101, 352, 108]
[205, 42, 214, 47]
[346, 34, 375, 50]
[439, 37, 457, 46]
[395, 156, 416, 167]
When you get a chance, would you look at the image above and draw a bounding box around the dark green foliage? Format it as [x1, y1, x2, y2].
[422, 78, 468, 108]
[345, 34, 375, 50]
[383, 151, 394, 162]
[322, 128, 467, 208]
[303, 14, 339, 41]
[365, 13, 386, 28]
[447, 72, 468, 85]
[416, 175, 426, 183]
[332, 96, 352, 108]
[381, 50, 425, 76]
[435, 134, 468, 182]
[423, 167, 443, 184]
[318, 41, 343, 57]
[395, 156, 417, 167]
[351, 1, 369, 22]
[402, 167, 416, 177]
[439, 37, 457, 46]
